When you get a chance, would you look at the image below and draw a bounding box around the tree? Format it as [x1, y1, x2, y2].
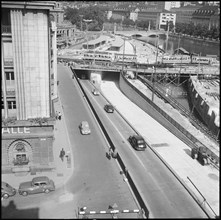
[64, 5, 106, 31]
[122, 18, 135, 27]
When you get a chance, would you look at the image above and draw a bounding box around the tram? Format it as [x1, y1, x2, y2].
[83, 51, 137, 65]
[161, 55, 215, 65]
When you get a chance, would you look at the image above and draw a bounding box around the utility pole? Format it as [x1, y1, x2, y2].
[152, 35, 159, 102]
[166, 21, 169, 53]
[197, 52, 202, 79]
[177, 33, 181, 55]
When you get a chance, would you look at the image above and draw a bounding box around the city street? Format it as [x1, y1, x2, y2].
[1, 64, 139, 219]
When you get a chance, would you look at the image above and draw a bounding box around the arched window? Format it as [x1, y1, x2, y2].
[13, 142, 29, 165]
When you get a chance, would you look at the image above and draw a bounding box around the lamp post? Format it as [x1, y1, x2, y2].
[151, 35, 159, 102]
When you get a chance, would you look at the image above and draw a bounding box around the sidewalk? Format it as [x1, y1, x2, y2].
[2, 96, 73, 190]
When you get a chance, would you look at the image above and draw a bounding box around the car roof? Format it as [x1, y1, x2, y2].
[132, 135, 144, 140]
[106, 104, 114, 108]
[32, 176, 49, 182]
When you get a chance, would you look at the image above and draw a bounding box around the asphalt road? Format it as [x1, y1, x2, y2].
[1, 65, 139, 219]
[53, 64, 139, 218]
[80, 79, 208, 218]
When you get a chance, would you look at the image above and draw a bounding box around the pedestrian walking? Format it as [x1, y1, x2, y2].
[58, 112, 62, 120]
[60, 148, 65, 162]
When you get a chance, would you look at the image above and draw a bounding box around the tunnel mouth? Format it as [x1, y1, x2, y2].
[131, 34, 143, 38]
[73, 69, 120, 82]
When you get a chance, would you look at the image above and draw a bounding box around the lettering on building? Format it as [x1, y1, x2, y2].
[2, 127, 31, 134]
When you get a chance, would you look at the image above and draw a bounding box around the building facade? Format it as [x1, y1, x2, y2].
[159, 10, 176, 29]
[50, 2, 76, 49]
[137, 9, 162, 29]
[171, 5, 201, 24]
[164, 1, 181, 11]
[1, 1, 57, 174]
[192, 5, 220, 29]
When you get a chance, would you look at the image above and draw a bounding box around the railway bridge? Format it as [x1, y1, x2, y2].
[115, 30, 167, 38]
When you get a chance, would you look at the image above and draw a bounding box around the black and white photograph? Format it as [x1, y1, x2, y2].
[1, 1, 219, 219]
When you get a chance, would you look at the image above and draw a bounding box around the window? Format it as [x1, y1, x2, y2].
[2, 100, 4, 109]
[34, 183, 40, 187]
[7, 101, 16, 109]
[40, 182, 47, 186]
[5, 72, 14, 80]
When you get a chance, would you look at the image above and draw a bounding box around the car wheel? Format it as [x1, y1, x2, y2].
[45, 189, 50, 194]
[22, 191, 28, 196]
[3, 193, 9, 199]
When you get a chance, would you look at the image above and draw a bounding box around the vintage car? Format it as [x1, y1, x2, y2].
[2, 182, 16, 199]
[104, 104, 114, 113]
[128, 135, 146, 151]
[79, 121, 91, 135]
[92, 89, 100, 96]
[18, 176, 55, 196]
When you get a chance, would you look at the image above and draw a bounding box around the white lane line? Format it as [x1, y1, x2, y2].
[82, 83, 147, 171]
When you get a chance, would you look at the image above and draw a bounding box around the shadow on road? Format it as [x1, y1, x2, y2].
[1, 200, 39, 219]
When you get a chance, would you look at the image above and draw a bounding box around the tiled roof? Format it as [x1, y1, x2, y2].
[192, 5, 218, 16]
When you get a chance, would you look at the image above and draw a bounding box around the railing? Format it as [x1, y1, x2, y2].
[2, 25, 11, 33]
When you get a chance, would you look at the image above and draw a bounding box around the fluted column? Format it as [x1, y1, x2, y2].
[1, 39, 8, 118]
[10, 9, 50, 119]
[11, 9, 26, 120]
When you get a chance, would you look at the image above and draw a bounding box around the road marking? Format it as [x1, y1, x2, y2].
[82, 83, 147, 171]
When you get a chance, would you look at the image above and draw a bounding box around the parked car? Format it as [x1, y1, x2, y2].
[79, 121, 91, 135]
[1, 182, 16, 199]
[92, 89, 99, 96]
[128, 135, 146, 151]
[104, 104, 114, 113]
[18, 176, 55, 196]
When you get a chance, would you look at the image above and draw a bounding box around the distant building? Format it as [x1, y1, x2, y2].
[111, 3, 131, 21]
[171, 5, 201, 24]
[159, 10, 176, 30]
[130, 8, 139, 22]
[165, 1, 181, 11]
[192, 5, 220, 29]
[2, 1, 57, 174]
[51, 2, 76, 49]
[137, 8, 162, 29]
[50, 2, 64, 24]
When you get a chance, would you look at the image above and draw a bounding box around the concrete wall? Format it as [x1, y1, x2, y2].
[119, 72, 198, 147]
